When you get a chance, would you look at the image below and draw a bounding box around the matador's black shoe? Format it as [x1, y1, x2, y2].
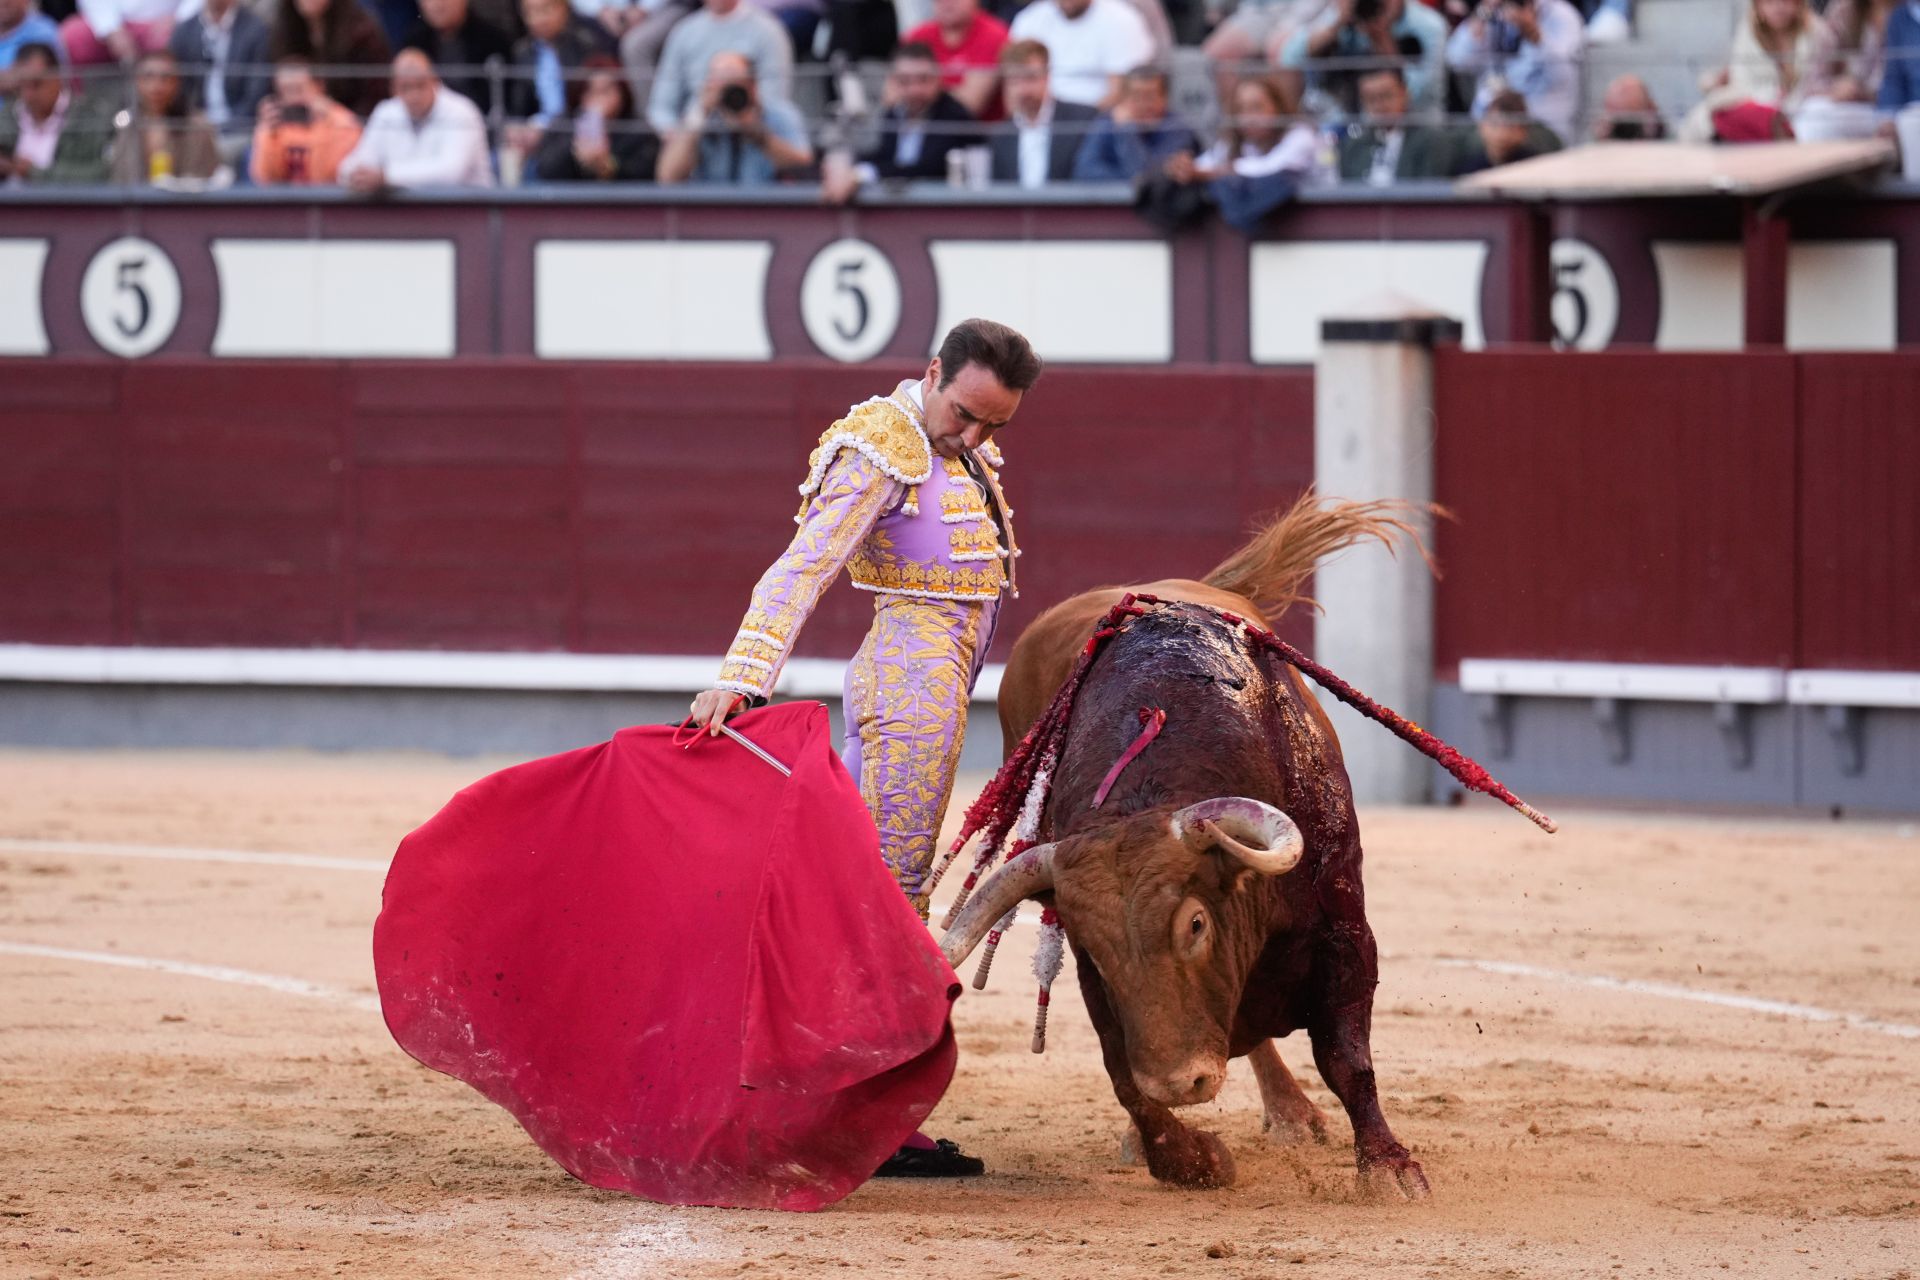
[873, 1138, 985, 1178]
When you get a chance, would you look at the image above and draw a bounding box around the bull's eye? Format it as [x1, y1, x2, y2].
[1189, 913, 1205, 937]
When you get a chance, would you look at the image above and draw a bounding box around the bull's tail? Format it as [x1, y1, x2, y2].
[1201, 491, 1438, 620]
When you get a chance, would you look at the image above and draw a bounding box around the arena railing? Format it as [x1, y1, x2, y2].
[7, 46, 1910, 194]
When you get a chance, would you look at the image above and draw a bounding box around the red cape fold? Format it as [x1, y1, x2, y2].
[372, 702, 961, 1211]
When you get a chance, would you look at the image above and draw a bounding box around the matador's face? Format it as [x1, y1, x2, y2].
[922, 358, 1022, 460]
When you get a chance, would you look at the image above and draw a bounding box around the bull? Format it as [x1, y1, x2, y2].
[942, 497, 1433, 1197]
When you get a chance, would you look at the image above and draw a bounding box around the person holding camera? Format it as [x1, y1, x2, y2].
[656, 49, 812, 183]
[1277, 0, 1449, 118]
[248, 56, 365, 185]
[1446, 0, 1585, 137]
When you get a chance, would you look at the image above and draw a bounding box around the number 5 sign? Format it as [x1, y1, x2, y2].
[80, 236, 183, 358]
[800, 238, 901, 363]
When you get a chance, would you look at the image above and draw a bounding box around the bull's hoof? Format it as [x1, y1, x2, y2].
[1145, 1127, 1236, 1190]
[1357, 1152, 1430, 1201]
[1261, 1103, 1331, 1147]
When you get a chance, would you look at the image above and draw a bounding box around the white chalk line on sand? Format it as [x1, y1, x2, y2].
[0, 940, 381, 1013]
[7, 838, 1914, 1042]
[1435, 957, 1920, 1041]
[0, 836, 388, 873]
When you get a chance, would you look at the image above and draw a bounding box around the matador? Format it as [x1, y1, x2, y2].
[688, 318, 1042, 1178]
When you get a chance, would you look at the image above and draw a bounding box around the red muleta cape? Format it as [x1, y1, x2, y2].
[372, 702, 961, 1211]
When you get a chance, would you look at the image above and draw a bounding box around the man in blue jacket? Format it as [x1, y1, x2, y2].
[1071, 62, 1198, 182]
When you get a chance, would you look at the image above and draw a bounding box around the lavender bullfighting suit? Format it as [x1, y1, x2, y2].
[715, 379, 1019, 916]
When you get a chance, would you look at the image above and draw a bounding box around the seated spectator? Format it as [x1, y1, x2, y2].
[249, 55, 365, 183]
[1280, 0, 1449, 119]
[1179, 74, 1318, 182]
[990, 36, 1100, 186]
[574, 0, 648, 45]
[339, 47, 496, 188]
[405, 0, 517, 117]
[1071, 62, 1199, 181]
[655, 48, 811, 182]
[167, 0, 271, 148]
[1335, 62, 1455, 182]
[904, 0, 1010, 120]
[60, 0, 176, 66]
[1008, 0, 1155, 109]
[510, 0, 614, 123]
[1, 0, 64, 96]
[615, 0, 697, 123]
[270, 0, 394, 119]
[111, 48, 220, 182]
[645, 0, 792, 133]
[1809, 0, 1894, 98]
[0, 42, 115, 183]
[1591, 72, 1665, 139]
[1166, 73, 1319, 229]
[822, 39, 974, 200]
[1679, 0, 1821, 140]
[1878, 0, 1919, 114]
[530, 54, 658, 178]
[1449, 87, 1560, 173]
[1446, 0, 1585, 138]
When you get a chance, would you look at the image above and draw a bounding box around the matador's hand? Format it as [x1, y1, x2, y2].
[689, 688, 746, 736]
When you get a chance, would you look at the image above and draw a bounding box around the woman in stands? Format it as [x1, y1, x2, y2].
[1177, 75, 1320, 184]
[530, 55, 659, 181]
[1810, 0, 1897, 96]
[270, 0, 394, 119]
[1724, 0, 1822, 110]
[111, 49, 220, 184]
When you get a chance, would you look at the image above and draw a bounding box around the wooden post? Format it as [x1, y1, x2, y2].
[1314, 305, 1463, 804]
[1506, 203, 1554, 345]
[1742, 200, 1790, 347]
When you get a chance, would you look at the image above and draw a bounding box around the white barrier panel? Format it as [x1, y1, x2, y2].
[1787, 242, 1897, 351]
[928, 241, 1172, 362]
[0, 644, 1004, 702]
[1250, 242, 1487, 363]
[211, 239, 457, 357]
[1653, 239, 1898, 352]
[535, 240, 774, 360]
[1651, 243, 1744, 352]
[1458, 659, 1788, 704]
[0, 239, 49, 356]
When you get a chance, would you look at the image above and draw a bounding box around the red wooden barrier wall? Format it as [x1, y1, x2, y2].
[0, 361, 1317, 664]
[1433, 350, 1920, 676]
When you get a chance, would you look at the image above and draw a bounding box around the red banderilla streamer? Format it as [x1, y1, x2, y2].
[1091, 707, 1165, 809]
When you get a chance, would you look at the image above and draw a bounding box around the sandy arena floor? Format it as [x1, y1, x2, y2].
[1, 749, 1917, 1279]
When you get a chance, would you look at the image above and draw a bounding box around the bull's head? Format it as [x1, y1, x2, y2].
[943, 798, 1303, 1109]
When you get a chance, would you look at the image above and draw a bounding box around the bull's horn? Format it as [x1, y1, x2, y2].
[941, 843, 1058, 968]
[1169, 797, 1304, 877]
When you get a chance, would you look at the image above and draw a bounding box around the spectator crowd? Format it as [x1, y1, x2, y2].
[1, 0, 1917, 201]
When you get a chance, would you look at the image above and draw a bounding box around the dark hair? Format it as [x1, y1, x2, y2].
[1358, 61, 1407, 87]
[894, 40, 938, 64]
[135, 50, 190, 120]
[1124, 63, 1169, 92]
[13, 40, 59, 71]
[568, 53, 633, 118]
[936, 319, 1043, 392]
[1000, 38, 1048, 68]
[1484, 89, 1529, 120]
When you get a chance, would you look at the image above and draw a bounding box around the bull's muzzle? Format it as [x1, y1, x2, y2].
[1136, 1054, 1227, 1108]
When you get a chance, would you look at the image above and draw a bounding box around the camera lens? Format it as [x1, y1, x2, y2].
[719, 84, 750, 113]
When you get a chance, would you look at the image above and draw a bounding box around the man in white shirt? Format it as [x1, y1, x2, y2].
[989, 37, 1100, 186]
[1007, 0, 1153, 110]
[340, 49, 496, 191]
